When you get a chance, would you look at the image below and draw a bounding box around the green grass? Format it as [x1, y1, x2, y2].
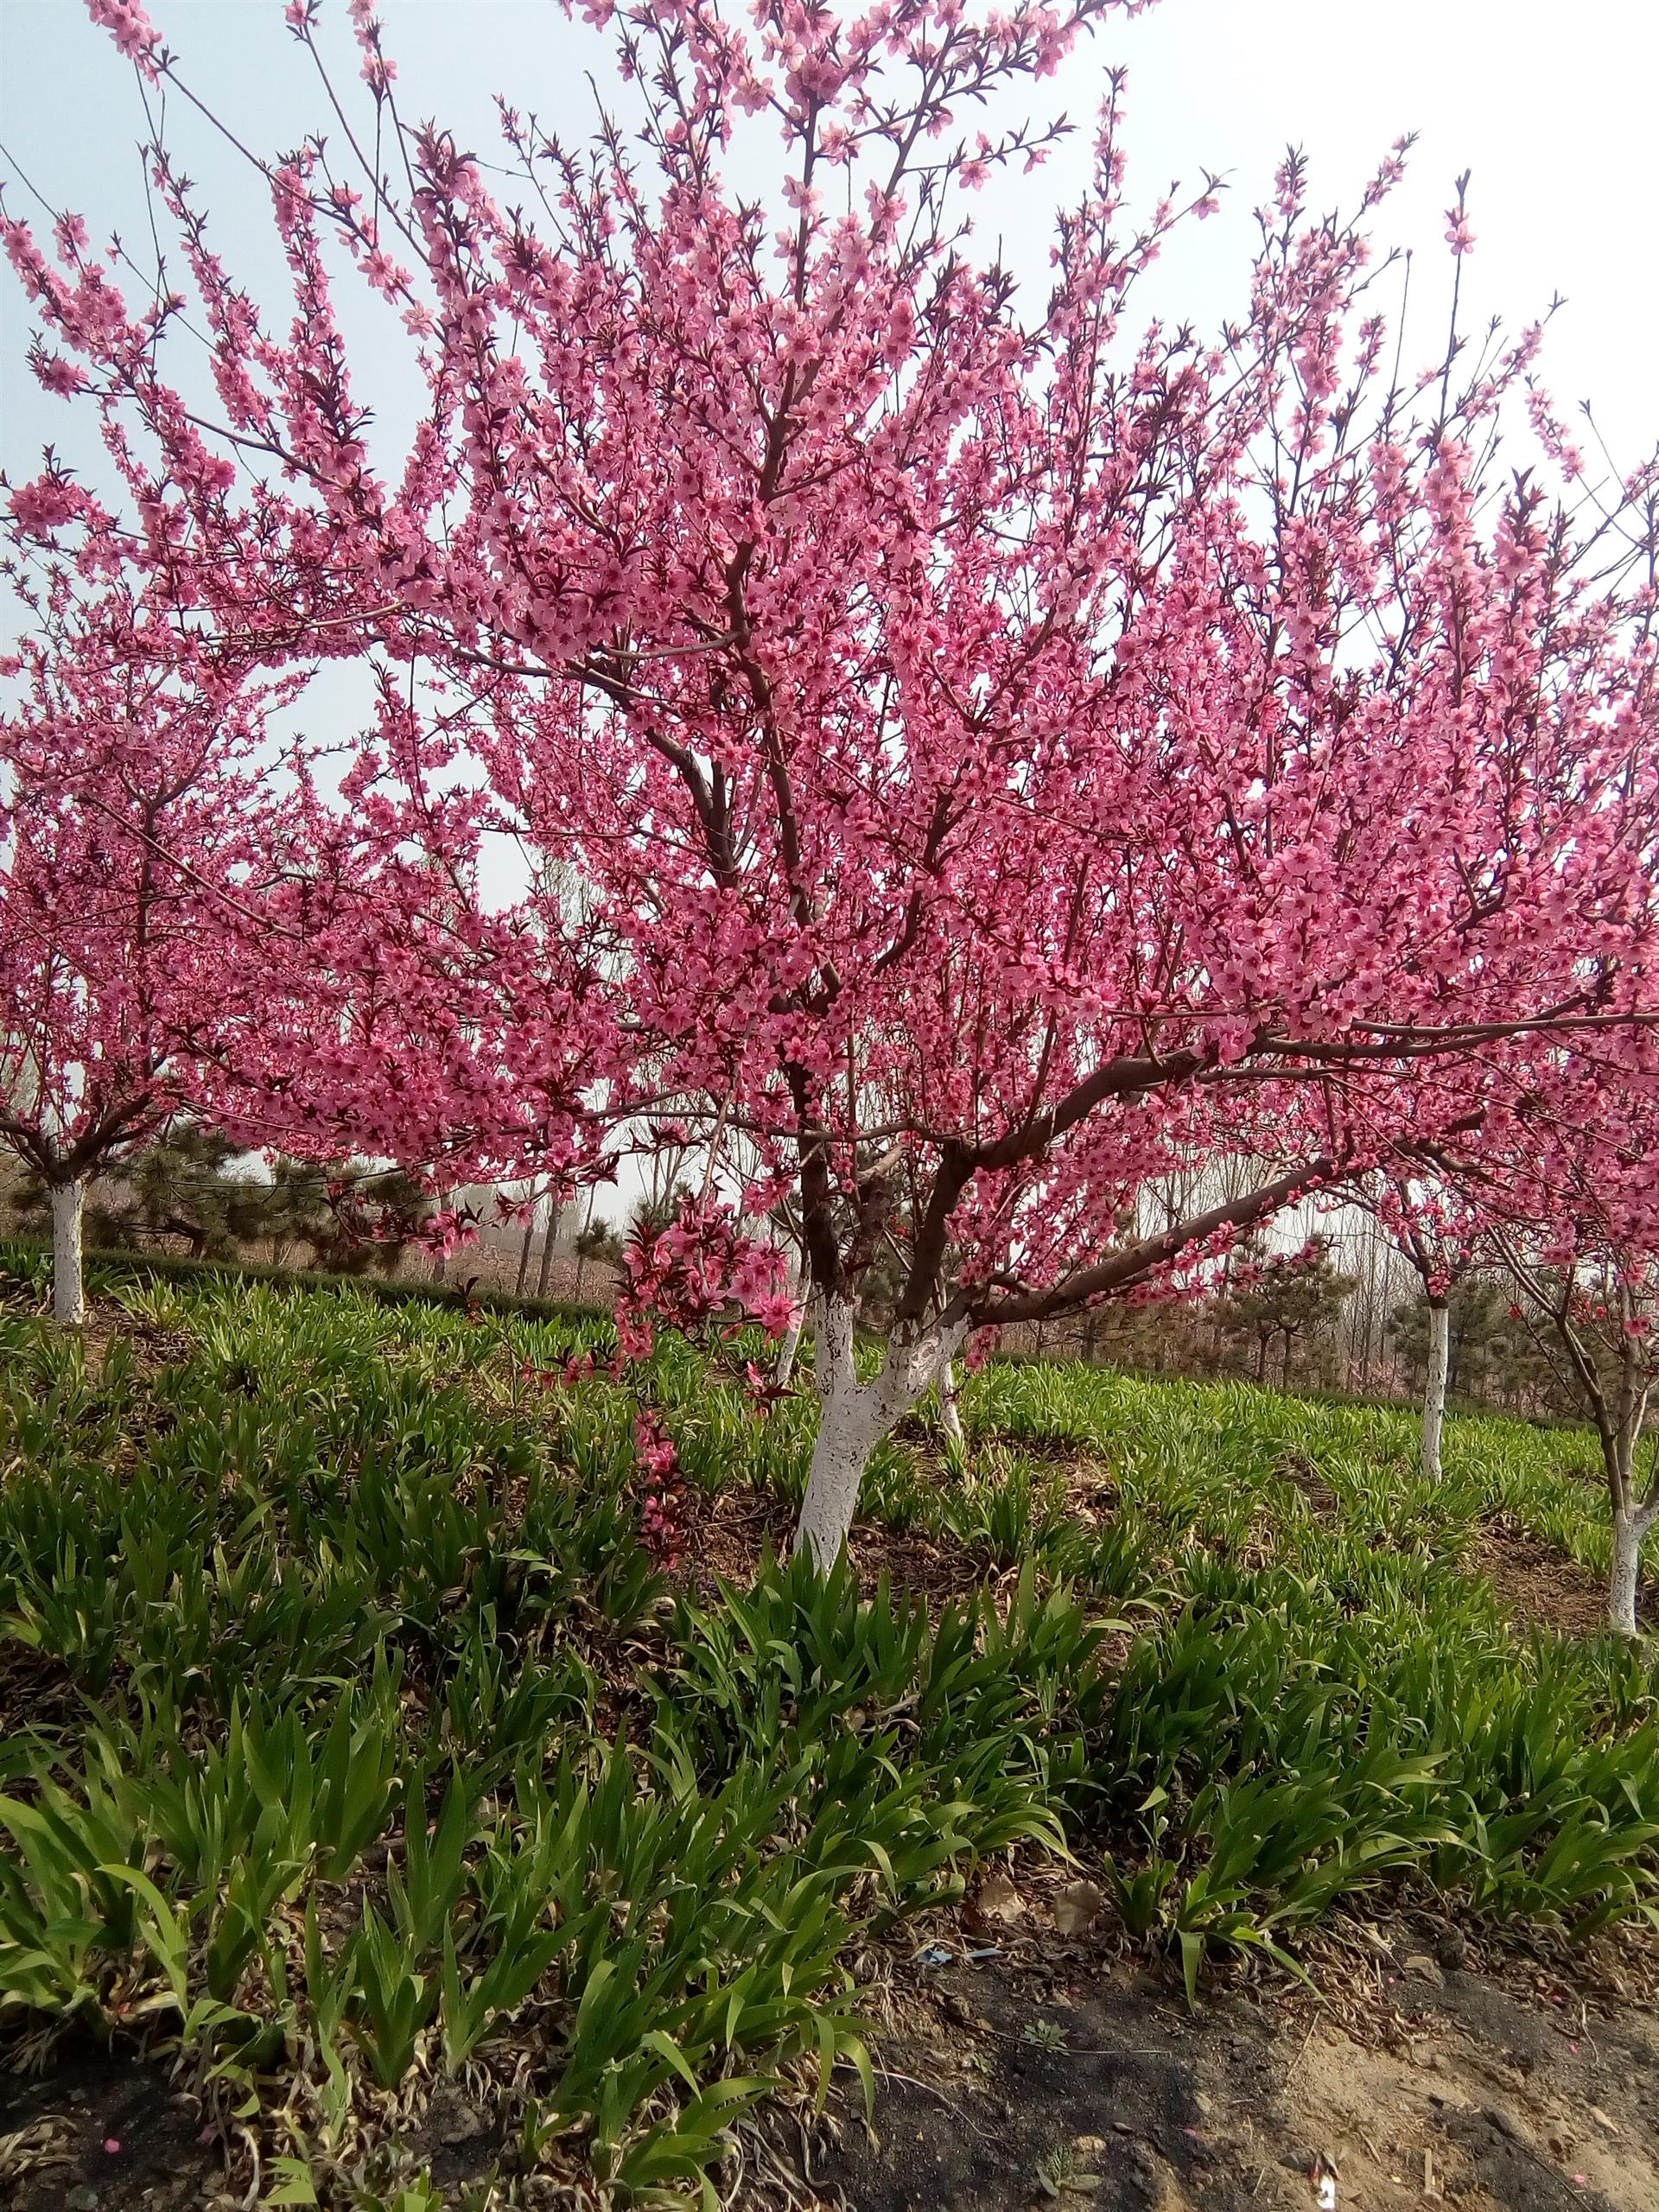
[0, 1244, 1655, 2205]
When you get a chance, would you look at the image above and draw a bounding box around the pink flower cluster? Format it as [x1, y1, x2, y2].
[85, 0, 161, 78]
[614, 1199, 795, 1364]
[633, 1408, 685, 1567]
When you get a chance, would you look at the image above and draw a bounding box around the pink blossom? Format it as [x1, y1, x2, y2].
[84, 0, 161, 79]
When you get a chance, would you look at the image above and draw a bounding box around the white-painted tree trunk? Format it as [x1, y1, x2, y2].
[1609, 1503, 1656, 1637]
[776, 1307, 804, 1389]
[51, 1178, 86, 1327]
[1421, 1296, 1450, 1483]
[937, 1351, 964, 1446]
[792, 1293, 964, 1567]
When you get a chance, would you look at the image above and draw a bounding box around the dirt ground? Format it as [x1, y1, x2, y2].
[0, 2047, 218, 2211]
[1464, 1518, 1628, 1640]
[680, 1478, 1002, 1611]
[781, 1924, 1659, 2212]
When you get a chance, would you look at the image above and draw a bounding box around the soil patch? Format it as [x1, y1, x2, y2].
[785, 1929, 1659, 2212]
[0, 1638, 86, 1746]
[969, 1433, 1121, 1526]
[0, 2042, 219, 2211]
[677, 1484, 993, 1611]
[72, 1296, 195, 1383]
[4, 1906, 1657, 2210]
[1466, 1516, 1623, 1637]
[0, 1293, 197, 1389]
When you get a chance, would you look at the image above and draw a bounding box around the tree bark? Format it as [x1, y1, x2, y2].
[793, 1294, 963, 1567]
[536, 1201, 562, 1300]
[775, 1251, 805, 1386]
[51, 1178, 86, 1327]
[573, 1188, 599, 1302]
[1609, 1503, 1655, 1637]
[514, 1211, 536, 1297]
[776, 1306, 804, 1389]
[1421, 1295, 1450, 1483]
[937, 1348, 964, 1446]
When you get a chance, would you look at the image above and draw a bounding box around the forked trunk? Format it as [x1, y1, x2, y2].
[51, 1178, 86, 1327]
[792, 1293, 963, 1567]
[1421, 1295, 1450, 1483]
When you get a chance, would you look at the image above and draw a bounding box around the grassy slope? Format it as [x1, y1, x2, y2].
[0, 1246, 1655, 2209]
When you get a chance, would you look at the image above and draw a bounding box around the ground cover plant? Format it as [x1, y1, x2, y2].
[2, 1249, 1657, 2207]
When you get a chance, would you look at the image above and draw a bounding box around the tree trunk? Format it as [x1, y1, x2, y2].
[775, 1253, 805, 1387]
[1421, 1295, 1450, 1483]
[536, 1202, 562, 1300]
[51, 1178, 86, 1326]
[937, 1349, 964, 1446]
[573, 1189, 598, 1302]
[514, 1212, 536, 1297]
[1609, 1504, 1655, 1637]
[792, 1294, 961, 1567]
[776, 1306, 804, 1389]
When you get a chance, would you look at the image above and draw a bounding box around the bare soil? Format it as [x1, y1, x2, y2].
[779, 1924, 1659, 2212]
[1275, 1449, 1342, 1522]
[679, 1479, 998, 1611]
[1465, 1517, 1630, 1639]
[0, 2047, 218, 2211]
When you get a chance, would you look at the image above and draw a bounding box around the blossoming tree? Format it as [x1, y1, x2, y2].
[1500, 1233, 1659, 1636]
[1452, 1056, 1659, 1632]
[0, 584, 300, 1321]
[9, 0, 1659, 1559]
[1364, 1173, 1488, 1483]
[0, 579, 594, 1319]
